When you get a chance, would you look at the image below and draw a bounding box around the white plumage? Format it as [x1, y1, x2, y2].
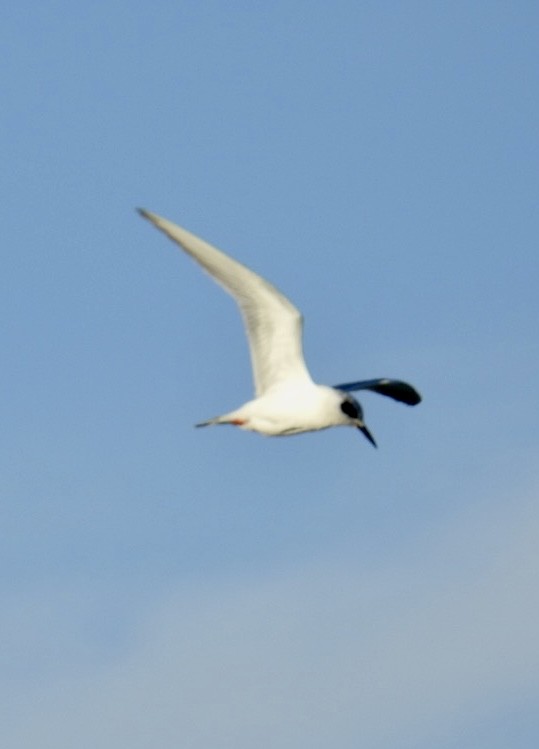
[138, 209, 421, 446]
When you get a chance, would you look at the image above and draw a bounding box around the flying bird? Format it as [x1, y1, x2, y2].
[138, 209, 421, 447]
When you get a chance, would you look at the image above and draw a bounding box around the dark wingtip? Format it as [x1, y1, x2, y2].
[369, 380, 422, 405]
[136, 207, 151, 220]
[335, 378, 422, 406]
[393, 383, 422, 406]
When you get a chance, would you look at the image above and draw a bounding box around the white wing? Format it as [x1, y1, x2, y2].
[138, 209, 313, 396]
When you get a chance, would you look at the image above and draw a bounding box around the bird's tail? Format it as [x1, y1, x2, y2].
[195, 416, 222, 428]
[195, 414, 235, 428]
[195, 408, 246, 429]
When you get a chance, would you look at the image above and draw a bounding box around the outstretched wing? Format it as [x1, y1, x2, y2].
[138, 209, 312, 396]
[334, 378, 421, 406]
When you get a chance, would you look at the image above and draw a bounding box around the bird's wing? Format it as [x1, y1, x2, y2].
[334, 378, 421, 405]
[138, 209, 312, 396]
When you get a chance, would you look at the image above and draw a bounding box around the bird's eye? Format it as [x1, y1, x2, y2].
[340, 399, 359, 419]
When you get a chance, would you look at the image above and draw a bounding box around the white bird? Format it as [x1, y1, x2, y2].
[138, 209, 421, 447]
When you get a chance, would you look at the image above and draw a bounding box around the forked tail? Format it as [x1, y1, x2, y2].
[195, 416, 223, 428]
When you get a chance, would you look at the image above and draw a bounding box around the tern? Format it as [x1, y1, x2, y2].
[138, 209, 421, 447]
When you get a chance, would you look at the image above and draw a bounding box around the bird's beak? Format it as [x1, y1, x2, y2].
[357, 421, 377, 448]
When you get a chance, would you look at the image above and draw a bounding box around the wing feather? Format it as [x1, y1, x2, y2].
[138, 209, 312, 396]
[334, 378, 421, 405]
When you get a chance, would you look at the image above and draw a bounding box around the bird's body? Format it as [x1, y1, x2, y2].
[138, 209, 421, 446]
[198, 382, 351, 436]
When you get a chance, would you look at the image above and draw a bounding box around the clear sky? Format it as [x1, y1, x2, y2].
[2, 2, 539, 747]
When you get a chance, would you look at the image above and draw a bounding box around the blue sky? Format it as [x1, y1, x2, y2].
[2, 2, 539, 747]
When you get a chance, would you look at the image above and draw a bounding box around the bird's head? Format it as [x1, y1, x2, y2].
[340, 395, 377, 448]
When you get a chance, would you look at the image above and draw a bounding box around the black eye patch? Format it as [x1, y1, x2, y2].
[340, 399, 359, 419]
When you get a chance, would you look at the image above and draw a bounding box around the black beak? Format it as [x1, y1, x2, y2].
[357, 422, 377, 448]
